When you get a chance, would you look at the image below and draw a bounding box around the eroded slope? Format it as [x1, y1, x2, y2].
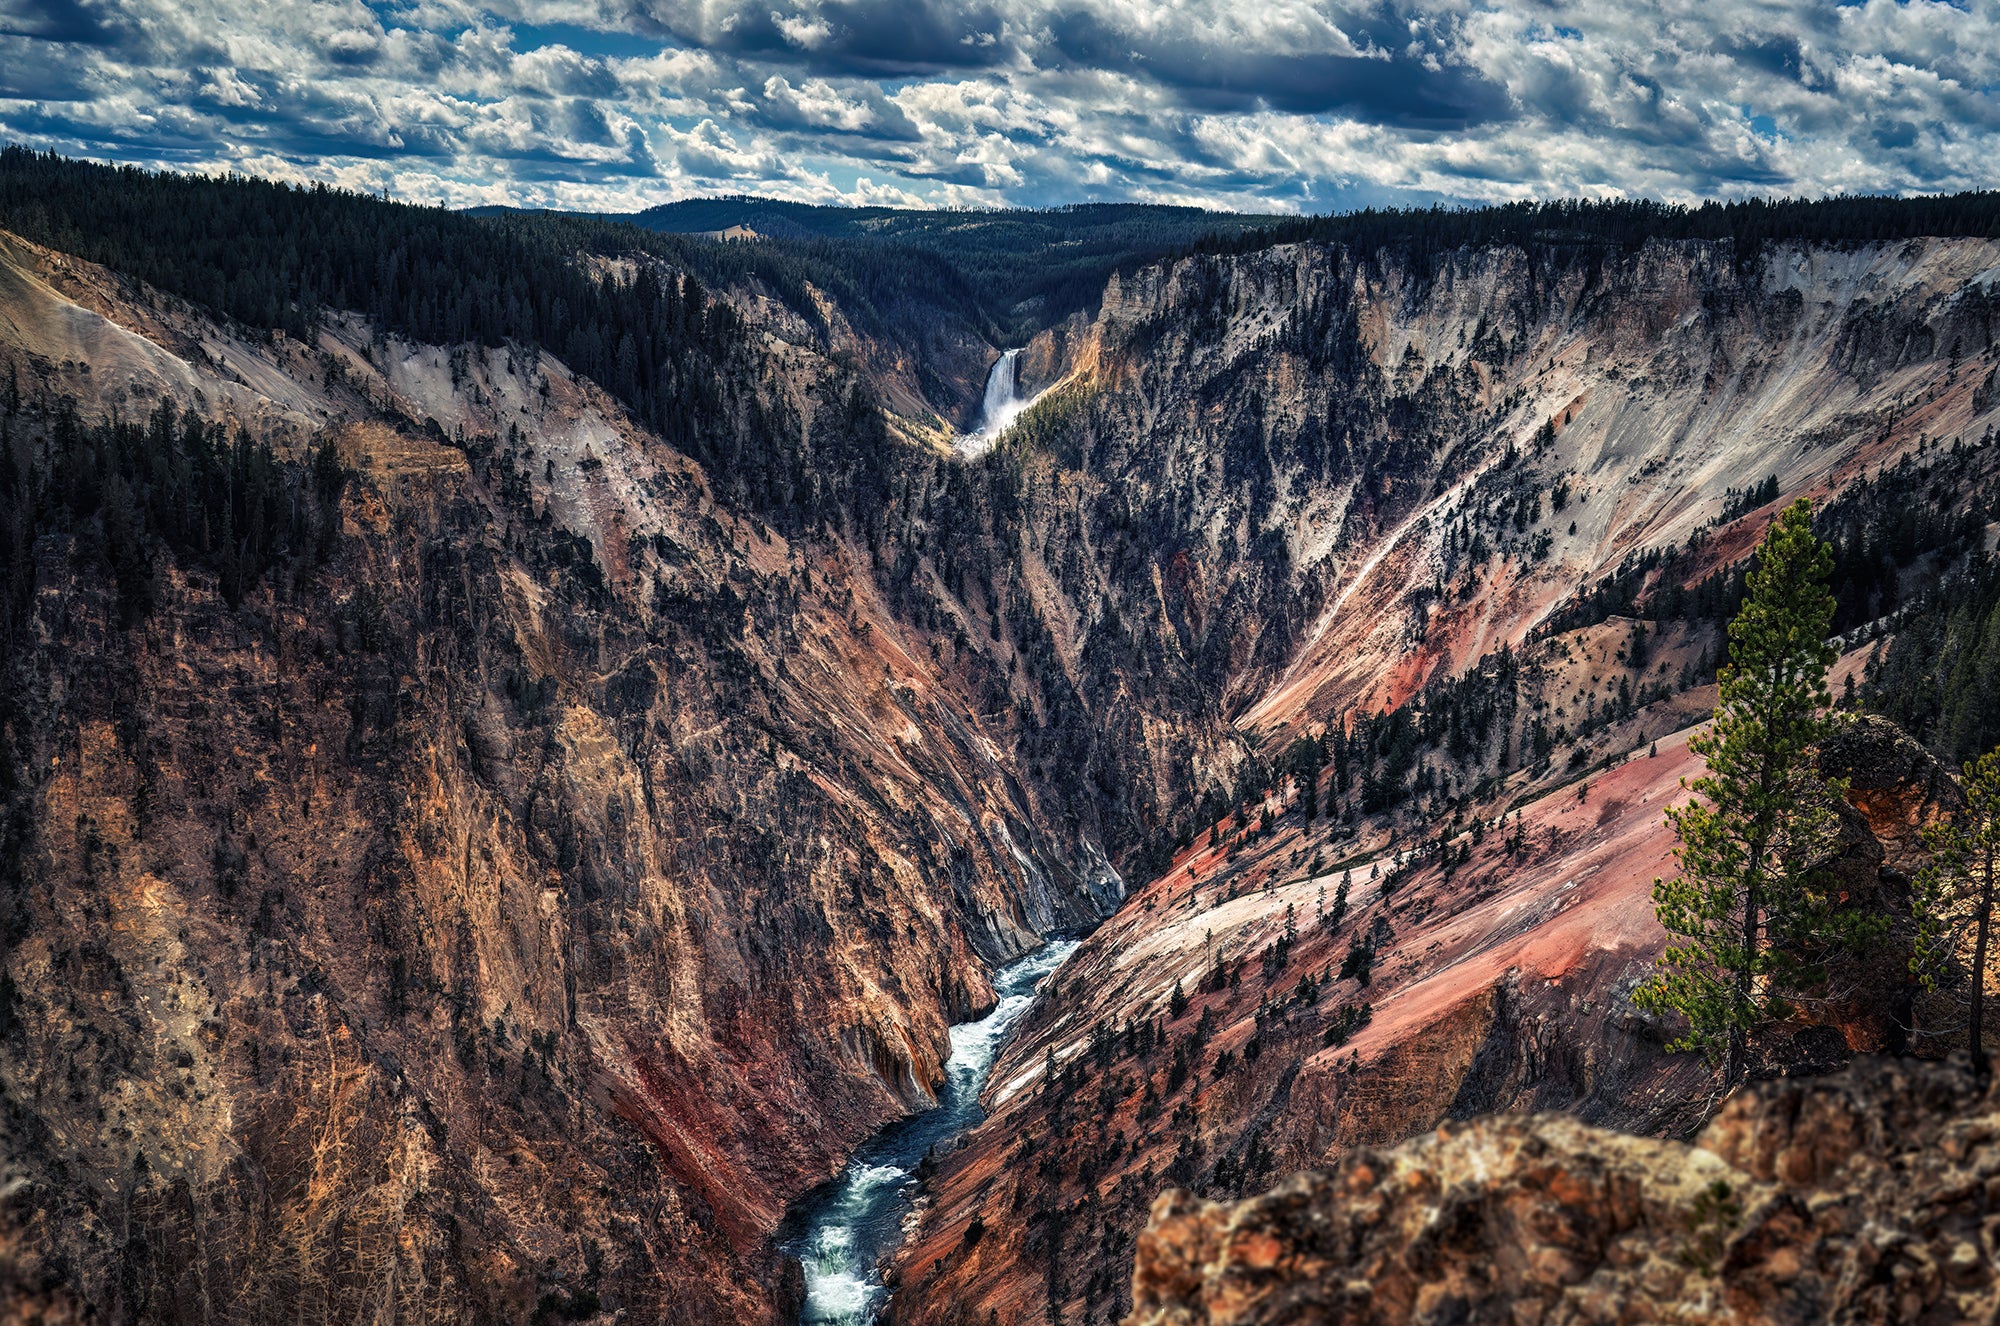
[885, 235, 2000, 1326]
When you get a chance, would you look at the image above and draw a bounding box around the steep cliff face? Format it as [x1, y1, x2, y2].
[883, 236, 2000, 1326]
[850, 234, 2000, 905]
[993, 236, 2000, 736]
[0, 231, 1117, 1324]
[1124, 1057, 1997, 1325]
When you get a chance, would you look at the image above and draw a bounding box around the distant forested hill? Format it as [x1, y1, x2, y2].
[625, 198, 1284, 341]
[1197, 193, 2000, 273]
[11, 148, 2000, 473]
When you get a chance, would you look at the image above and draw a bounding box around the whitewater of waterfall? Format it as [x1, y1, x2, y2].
[788, 938, 1080, 1324]
[956, 348, 1029, 457]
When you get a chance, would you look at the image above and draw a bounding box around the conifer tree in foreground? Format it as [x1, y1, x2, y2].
[1637, 499, 1874, 1085]
[1912, 749, 2000, 1077]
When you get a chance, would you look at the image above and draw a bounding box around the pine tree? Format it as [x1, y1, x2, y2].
[1339, 932, 1373, 987]
[1636, 500, 1869, 1084]
[1912, 748, 2000, 1077]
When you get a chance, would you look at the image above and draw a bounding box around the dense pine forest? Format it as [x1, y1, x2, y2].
[1201, 192, 2000, 273]
[0, 149, 750, 452]
[0, 150, 964, 529]
[0, 397, 341, 622]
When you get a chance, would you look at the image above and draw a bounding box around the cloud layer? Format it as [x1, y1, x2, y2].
[2, 0, 1997, 213]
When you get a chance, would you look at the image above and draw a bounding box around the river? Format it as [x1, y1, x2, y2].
[787, 938, 1080, 1324]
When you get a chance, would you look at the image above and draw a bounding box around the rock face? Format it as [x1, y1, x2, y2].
[1820, 715, 1969, 878]
[880, 720, 1950, 1326]
[1125, 1057, 1996, 1326]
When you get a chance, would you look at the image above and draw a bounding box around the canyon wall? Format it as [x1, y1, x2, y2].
[0, 231, 1122, 1324]
[0, 206, 1997, 1326]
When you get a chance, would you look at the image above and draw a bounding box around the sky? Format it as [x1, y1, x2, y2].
[1, 0, 1997, 215]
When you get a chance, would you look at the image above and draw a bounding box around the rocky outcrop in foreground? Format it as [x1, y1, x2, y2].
[1128, 1058, 1996, 1325]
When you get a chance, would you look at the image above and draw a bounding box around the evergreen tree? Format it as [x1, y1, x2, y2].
[1320, 871, 1350, 933]
[1636, 500, 1867, 1084]
[1338, 932, 1373, 987]
[1912, 748, 2000, 1076]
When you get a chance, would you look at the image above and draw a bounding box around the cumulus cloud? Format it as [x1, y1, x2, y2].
[0, 0, 1996, 213]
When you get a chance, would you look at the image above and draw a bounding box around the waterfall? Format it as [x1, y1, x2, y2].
[980, 349, 1021, 428]
[957, 348, 1028, 457]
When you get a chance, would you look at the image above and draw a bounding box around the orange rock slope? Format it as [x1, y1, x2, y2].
[887, 707, 1973, 1326]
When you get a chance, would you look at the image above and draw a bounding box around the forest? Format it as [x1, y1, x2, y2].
[0, 396, 340, 624]
[1200, 191, 2000, 274]
[0, 149, 748, 454]
[0, 150, 949, 530]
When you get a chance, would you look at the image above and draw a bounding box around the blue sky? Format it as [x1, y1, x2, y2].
[1, 0, 1996, 214]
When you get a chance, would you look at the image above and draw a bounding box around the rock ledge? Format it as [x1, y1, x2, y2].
[1128, 1058, 1995, 1325]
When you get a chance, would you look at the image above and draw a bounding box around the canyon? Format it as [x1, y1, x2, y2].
[0, 166, 1997, 1326]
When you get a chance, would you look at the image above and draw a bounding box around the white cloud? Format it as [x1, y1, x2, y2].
[0, 0, 1995, 214]
[771, 9, 833, 50]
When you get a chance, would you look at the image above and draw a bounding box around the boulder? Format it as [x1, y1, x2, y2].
[1819, 714, 1966, 878]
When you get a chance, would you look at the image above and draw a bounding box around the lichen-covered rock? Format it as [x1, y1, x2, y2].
[1126, 1058, 1996, 1325]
